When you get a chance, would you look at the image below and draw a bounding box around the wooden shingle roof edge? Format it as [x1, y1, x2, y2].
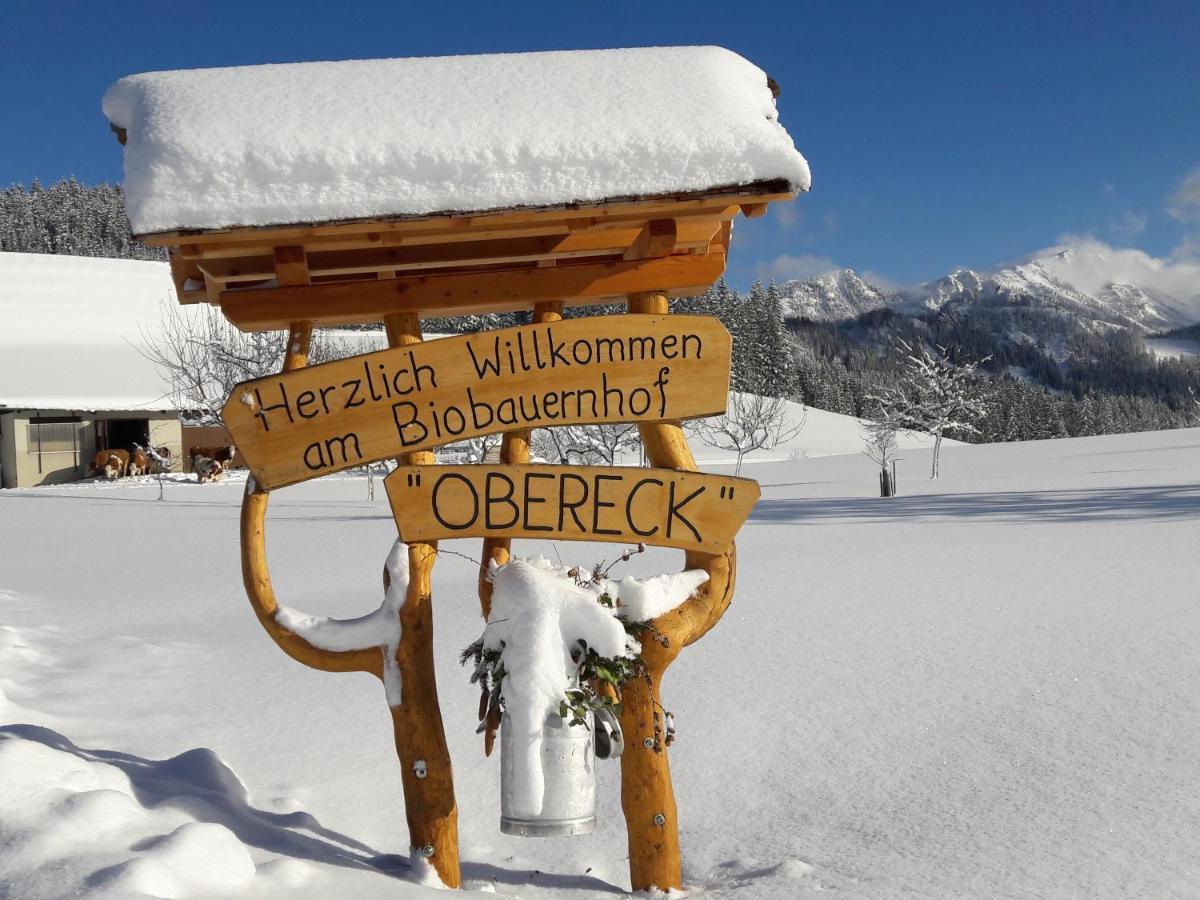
[135, 179, 798, 245]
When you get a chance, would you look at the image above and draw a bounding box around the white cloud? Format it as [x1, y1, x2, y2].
[859, 270, 905, 292]
[1109, 210, 1147, 239]
[1167, 165, 1200, 221]
[1102, 182, 1118, 195]
[756, 253, 839, 281]
[773, 203, 799, 228]
[1031, 235, 1200, 312]
[1171, 234, 1200, 262]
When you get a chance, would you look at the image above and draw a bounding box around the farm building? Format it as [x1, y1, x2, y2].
[0, 252, 183, 488]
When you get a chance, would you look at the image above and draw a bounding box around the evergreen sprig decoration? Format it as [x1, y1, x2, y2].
[461, 637, 506, 755]
[461, 545, 680, 754]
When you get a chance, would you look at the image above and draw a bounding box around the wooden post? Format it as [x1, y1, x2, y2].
[477, 300, 564, 619]
[239, 318, 460, 889]
[619, 291, 739, 892]
[383, 312, 461, 888]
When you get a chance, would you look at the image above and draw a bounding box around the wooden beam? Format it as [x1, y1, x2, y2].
[193, 217, 728, 287]
[623, 219, 678, 261]
[219, 251, 727, 331]
[379, 313, 461, 888]
[717, 219, 733, 252]
[179, 223, 573, 261]
[619, 289, 741, 894]
[166, 249, 205, 305]
[177, 208, 732, 262]
[139, 183, 795, 245]
[273, 245, 310, 286]
[195, 231, 646, 284]
[478, 300, 564, 621]
[203, 271, 222, 304]
[674, 217, 722, 247]
[739, 203, 768, 219]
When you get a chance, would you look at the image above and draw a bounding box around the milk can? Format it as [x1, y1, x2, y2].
[500, 712, 596, 836]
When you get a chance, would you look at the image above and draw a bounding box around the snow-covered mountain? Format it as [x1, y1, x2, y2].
[777, 269, 893, 321]
[777, 244, 1200, 333]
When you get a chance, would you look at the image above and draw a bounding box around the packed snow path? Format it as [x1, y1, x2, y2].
[1, 426, 1198, 897]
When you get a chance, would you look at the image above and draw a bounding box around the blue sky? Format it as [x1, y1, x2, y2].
[4, 0, 1198, 287]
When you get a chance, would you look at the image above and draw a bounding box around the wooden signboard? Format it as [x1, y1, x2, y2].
[222, 315, 731, 490]
[384, 464, 759, 553]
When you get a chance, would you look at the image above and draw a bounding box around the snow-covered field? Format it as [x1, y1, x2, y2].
[688, 399, 959, 465]
[2, 424, 1198, 899]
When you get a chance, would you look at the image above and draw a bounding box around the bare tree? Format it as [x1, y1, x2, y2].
[690, 391, 804, 476]
[138, 304, 284, 424]
[139, 304, 383, 424]
[862, 418, 900, 497]
[534, 424, 642, 466]
[463, 433, 503, 463]
[870, 340, 988, 479]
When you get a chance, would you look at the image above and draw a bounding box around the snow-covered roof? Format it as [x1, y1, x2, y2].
[0, 252, 179, 412]
[102, 46, 811, 236]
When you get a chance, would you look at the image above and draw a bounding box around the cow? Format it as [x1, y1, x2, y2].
[192, 455, 225, 483]
[127, 447, 150, 477]
[146, 446, 172, 475]
[90, 449, 129, 481]
[187, 445, 237, 467]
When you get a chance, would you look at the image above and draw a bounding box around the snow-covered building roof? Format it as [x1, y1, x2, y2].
[102, 46, 811, 235]
[0, 252, 178, 411]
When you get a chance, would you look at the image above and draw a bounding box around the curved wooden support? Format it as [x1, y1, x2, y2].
[384, 541, 459, 887]
[383, 312, 461, 888]
[478, 300, 563, 619]
[240, 318, 460, 887]
[241, 488, 385, 676]
[619, 291, 738, 892]
[240, 323, 383, 676]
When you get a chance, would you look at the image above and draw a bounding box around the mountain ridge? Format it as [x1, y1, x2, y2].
[778, 245, 1200, 334]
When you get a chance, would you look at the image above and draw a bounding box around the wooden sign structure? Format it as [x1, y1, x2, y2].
[132, 176, 796, 892]
[222, 315, 732, 490]
[386, 464, 759, 553]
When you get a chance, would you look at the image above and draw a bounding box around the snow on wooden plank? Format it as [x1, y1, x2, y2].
[102, 47, 811, 235]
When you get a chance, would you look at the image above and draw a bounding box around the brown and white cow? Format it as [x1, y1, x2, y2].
[127, 447, 150, 477]
[148, 446, 172, 474]
[192, 455, 225, 483]
[188, 445, 236, 467]
[90, 449, 130, 481]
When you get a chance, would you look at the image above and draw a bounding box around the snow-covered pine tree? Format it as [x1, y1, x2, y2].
[0, 179, 163, 260]
[758, 282, 797, 396]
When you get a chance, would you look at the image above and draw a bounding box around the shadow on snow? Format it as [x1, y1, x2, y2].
[0, 723, 398, 876]
[0, 724, 626, 893]
[750, 482, 1200, 525]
